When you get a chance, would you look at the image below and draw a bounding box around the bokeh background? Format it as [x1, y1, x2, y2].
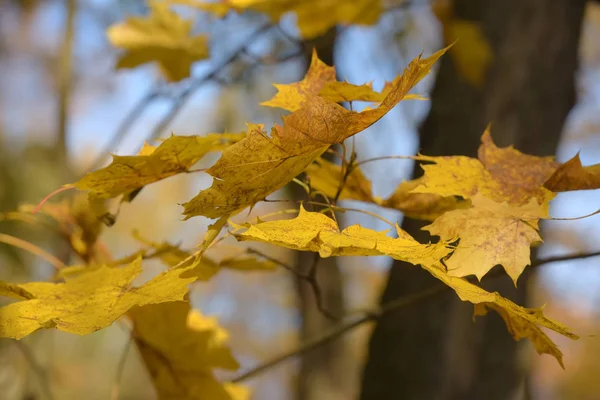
[1, 0, 600, 399]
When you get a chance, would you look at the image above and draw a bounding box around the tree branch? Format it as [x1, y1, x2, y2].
[231, 249, 600, 382]
[13, 340, 55, 400]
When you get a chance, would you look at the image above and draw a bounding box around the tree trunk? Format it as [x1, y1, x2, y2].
[294, 29, 348, 400]
[360, 1, 585, 399]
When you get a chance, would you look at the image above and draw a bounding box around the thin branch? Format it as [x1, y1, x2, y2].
[145, 22, 273, 142]
[110, 335, 133, 400]
[88, 86, 160, 171]
[246, 247, 303, 276]
[246, 248, 339, 319]
[13, 340, 55, 400]
[531, 250, 600, 267]
[354, 155, 415, 168]
[0, 234, 66, 270]
[56, 0, 76, 165]
[231, 249, 600, 382]
[305, 252, 340, 320]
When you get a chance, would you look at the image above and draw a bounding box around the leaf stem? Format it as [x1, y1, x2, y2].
[0, 234, 66, 270]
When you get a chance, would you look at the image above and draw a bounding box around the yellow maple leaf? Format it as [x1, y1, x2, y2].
[423, 194, 547, 284]
[130, 301, 246, 400]
[305, 158, 464, 220]
[107, 1, 209, 82]
[412, 129, 556, 206]
[233, 206, 451, 267]
[544, 153, 600, 192]
[0, 257, 195, 339]
[261, 49, 336, 112]
[424, 263, 577, 368]
[190, 0, 383, 39]
[74, 133, 244, 200]
[183, 47, 449, 220]
[478, 128, 558, 202]
[433, 0, 492, 87]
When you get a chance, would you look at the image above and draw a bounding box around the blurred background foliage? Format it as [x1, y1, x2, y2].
[1, 0, 600, 399]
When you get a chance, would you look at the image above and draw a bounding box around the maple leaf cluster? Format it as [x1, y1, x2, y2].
[3, 1, 600, 398]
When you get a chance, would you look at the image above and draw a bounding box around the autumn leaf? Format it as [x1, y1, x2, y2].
[424, 263, 577, 368]
[305, 158, 465, 220]
[544, 153, 600, 192]
[433, 0, 492, 86]
[423, 194, 546, 283]
[477, 128, 558, 203]
[233, 206, 450, 267]
[232, 206, 575, 366]
[412, 129, 556, 206]
[0, 257, 195, 339]
[261, 49, 336, 112]
[130, 301, 246, 400]
[107, 1, 209, 81]
[192, 0, 383, 39]
[74, 133, 244, 201]
[182, 47, 449, 220]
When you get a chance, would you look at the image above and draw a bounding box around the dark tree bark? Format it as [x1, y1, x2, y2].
[294, 28, 348, 400]
[360, 1, 586, 399]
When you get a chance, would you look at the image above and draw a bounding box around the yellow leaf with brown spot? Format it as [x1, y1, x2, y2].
[412, 129, 555, 206]
[183, 47, 449, 220]
[544, 153, 600, 192]
[130, 301, 246, 400]
[478, 128, 558, 203]
[233, 206, 451, 267]
[424, 263, 577, 368]
[423, 194, 547, 283]
[75, 133, 244, 200]
[261, 49, 336, 112]
[107, 1, 209, 82]
[0, 257, 195, 339]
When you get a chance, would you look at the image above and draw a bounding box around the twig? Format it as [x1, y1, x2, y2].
[531, 250, 600, 267]
[145, 22, 273, 142]
[88, 86, 160, 171]
[246, 248, 340, 319]
[230, 249, 600, 382]
[0, 233, 66, 270]
[305, 252, 340, 320]
[13, 340, 55, 400]
[110, 335, 133, 400]
[56, 0, 76, 166]
[246, 247, 303, 276]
